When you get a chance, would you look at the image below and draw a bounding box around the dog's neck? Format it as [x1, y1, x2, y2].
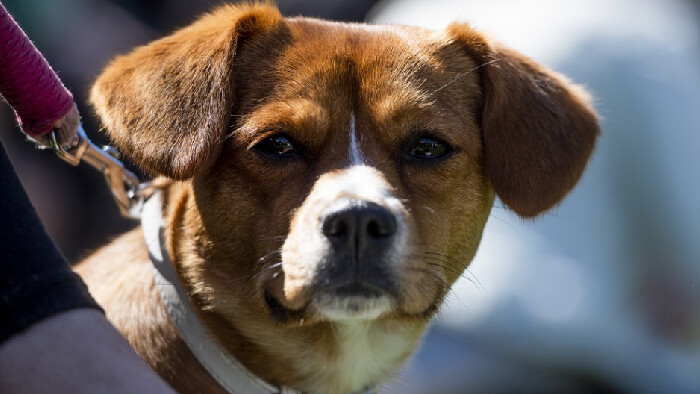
[144, 192, 287, 393]
[148, 187, 426, 394]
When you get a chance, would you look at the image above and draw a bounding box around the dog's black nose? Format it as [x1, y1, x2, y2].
[322, 201, 397, 252]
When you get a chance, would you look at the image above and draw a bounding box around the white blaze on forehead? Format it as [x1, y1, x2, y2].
[349, 113, 365, 165]
[331, 165, 393, 202]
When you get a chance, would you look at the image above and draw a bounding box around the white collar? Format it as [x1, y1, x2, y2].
[142, 192, 300, 394]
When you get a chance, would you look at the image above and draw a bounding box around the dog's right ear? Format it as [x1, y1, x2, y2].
[90, 4, 283, 179]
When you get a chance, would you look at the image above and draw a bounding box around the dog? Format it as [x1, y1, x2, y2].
[76, 3, 599, 394]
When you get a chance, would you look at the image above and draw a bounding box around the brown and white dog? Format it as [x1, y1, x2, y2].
[76, 3, 599, 394]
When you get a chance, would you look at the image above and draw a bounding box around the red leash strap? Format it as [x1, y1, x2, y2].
[0, 2, 74, 137]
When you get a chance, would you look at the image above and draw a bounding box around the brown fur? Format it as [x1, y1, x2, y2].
[78, 4, 598, 394]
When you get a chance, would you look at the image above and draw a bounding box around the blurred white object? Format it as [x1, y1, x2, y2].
[370, 0, 700, 393]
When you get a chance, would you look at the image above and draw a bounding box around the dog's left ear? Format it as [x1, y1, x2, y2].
[447, 24, 600, 217]
[90, 4, 283, 179]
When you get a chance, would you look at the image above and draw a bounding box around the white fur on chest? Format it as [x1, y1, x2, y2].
[304, 321, 419, 394]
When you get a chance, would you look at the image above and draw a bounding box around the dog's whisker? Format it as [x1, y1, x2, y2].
[419, 258, 482, 291]
[329, 322, 340, 342]
[423, 254, 485, 291]
[420, 260, 470, 283]
[231, 286, 260, 316]
[487, 212, 517, 230]
[258, 235, 287, 242]
[464, 267, 485, 291]
[257, 249, 282, 262]
[445, 287, 469, 311]
[229, 262, 278, 315]
[417, 205, 435, 214]
[404, 266, 449, 289]
[427, 58, 501, 98]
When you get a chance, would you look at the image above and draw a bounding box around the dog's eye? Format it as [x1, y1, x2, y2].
[408, 137, 451, 159]
[255, 135, 297, 157]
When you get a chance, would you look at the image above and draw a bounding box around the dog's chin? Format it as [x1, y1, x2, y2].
[264, 283, 395, 324]
[311, 292, 393, 321]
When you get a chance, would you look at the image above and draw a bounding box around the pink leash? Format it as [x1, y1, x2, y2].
[0, 3, 147, 218]
[0, 2, 73, 137]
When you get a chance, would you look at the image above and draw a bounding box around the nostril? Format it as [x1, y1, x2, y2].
[323, 215, 348, 238]
[367, 219, 382, 238]
[365, 212, 396, 238]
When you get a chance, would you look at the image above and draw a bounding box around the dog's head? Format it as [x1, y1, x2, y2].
[91, 4, 598, 392]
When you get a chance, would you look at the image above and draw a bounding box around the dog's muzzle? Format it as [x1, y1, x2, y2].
[276, 166, 408, 321]
[310, 196, 404, 320]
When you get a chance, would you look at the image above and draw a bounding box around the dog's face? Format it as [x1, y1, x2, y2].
[214, 19, 494, 324]
[91, 4, 598, 393]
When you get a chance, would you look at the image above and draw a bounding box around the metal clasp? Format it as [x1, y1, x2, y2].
[47, 124, 149, 219]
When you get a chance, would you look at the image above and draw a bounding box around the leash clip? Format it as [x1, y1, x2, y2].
[47, 125, 149, 219]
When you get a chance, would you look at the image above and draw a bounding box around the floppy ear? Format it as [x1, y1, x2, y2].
[90, 4, 283, 179]
[447, 24, 600, 217]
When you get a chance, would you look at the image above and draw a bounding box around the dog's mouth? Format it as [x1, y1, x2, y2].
[264, 282, 394, 323]
[312, 282, 393, 320]
[264, 290, 307, 323]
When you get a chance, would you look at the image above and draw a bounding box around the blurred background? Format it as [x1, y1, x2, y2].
[1, 0, 699, 393]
